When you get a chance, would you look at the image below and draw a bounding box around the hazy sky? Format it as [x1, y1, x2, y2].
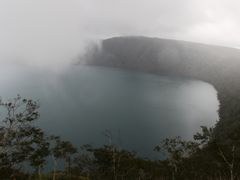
[0, 0, 240, 66]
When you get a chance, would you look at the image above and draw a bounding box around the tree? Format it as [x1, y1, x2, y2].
[28, 128, 50, 180]
[154, 136, 198, 180]
[51, 137, 77, 179]
[194, 126, 238, 180]
[73, 144, 97, 179]
[0, 95, 41, 178]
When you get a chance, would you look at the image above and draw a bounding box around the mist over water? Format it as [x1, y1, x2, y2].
[0, 64, 219, 158]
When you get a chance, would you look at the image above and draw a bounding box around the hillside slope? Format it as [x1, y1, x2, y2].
[81, 36, 240, 134]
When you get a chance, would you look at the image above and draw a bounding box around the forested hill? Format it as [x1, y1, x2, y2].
[82, 36, 240, 134]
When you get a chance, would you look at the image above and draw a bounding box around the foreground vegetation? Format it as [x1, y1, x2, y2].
[0, 95, 240, 180]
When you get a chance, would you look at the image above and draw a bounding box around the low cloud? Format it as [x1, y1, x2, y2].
[0, 0, 239, 66]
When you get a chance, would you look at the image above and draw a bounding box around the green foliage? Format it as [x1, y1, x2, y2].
[1, 95, 240, 180]
[0, 95, 43, 177]
[72, 144, 163, 180]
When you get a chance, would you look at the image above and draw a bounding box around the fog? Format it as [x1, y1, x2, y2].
[0, 0, 240, 67]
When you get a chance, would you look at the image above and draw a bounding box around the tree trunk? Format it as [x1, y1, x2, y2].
[230, 168, 234, 180]
[52, 157, 57, 180]
[38, 165, 42, 180]
[68, 158, 71, 179]
[172, 171, 175, 180]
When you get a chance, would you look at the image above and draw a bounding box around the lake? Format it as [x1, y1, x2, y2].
[0, 64, 219, 158]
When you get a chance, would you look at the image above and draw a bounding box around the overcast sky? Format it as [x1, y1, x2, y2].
[0, 0, 240, 66]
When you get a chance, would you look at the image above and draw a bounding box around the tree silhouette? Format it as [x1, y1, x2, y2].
[0, 95, 41, 178]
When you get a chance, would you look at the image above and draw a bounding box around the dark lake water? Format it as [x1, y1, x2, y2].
[0, 64, 219, 158]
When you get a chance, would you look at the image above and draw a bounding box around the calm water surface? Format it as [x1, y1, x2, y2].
[0, 64, 219, 158]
